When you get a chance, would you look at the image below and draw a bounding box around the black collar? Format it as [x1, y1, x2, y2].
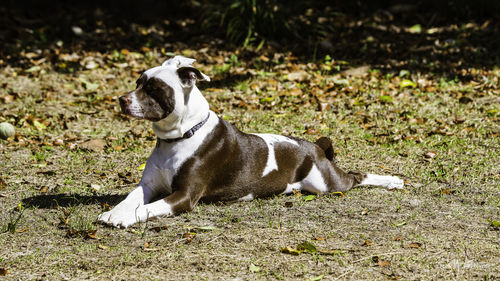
[157, 113, 210, 144]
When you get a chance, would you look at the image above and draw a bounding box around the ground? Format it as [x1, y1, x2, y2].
[1, 6, 500, 280]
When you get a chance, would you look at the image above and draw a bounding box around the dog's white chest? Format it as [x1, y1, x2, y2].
[140, 112, 218, 193]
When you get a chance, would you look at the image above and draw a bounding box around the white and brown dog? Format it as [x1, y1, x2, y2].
[98, 56, 404, 228]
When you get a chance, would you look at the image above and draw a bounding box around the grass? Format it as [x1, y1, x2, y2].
[0, 48, 499, 280]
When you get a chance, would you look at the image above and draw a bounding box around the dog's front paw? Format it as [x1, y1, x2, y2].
[386, 176, 404, 189]
[98, 209, 139, 228]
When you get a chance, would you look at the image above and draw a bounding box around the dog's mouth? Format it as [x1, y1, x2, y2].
[118, 96, 141, 119]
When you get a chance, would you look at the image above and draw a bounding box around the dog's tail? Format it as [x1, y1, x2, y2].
[314, 137, 336, 163]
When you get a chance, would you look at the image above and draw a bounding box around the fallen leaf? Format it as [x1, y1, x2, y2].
[33, 120, 46, 130]
[378, 260, 390, 267]
[86, 230, 99, 240]
[79, 78, 99, 91]
[183, 232, 196, 243]
[90, 184, 102, 193]
[408, 24, 422, 33]
[281, 246, 303, 255]
[343, 65, 370, 77]
[0, 268, 7, 276]
[362, 240, 373, 246]
[407, 242, 422, 248]
[98, 244, 109, 250]
[101, 203, 111, 211]
[249, 263, 261, 273]
[1, 94, 16, 103]
[379, 95, 394, 103]
[392, 221, 407, 227]
[308, 275, 324, 281]
[138, 163, 146, 171]
[400, 79, 416, 88]
[79, 139, 106, 152]
[372, 256, 390, 267]
[318, 102, 330, 112]
[150, 225, 168, 232]
[193, 226, 215, 232]
[0, 177, 6, 190]
[25, 65, 41, 73]
[489, 219, 500, 229]
[53, 138, 64, 146]
[297, 241, 317, 253]
[303, 195, 316, 201]
[330, 192, 344, 197]
[259, 55, 269, 62]
[287, 71, 310, 82]
[424, 151, 437, 159]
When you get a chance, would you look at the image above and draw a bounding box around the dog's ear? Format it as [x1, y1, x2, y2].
[177, 67, 210, 88]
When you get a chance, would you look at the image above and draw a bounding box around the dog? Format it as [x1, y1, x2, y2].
[98, 56, 404, 228]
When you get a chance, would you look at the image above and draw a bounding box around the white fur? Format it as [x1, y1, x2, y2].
[98, 111, 218, 228]
[357, 173, 404, 189]
[282, 164, 329, 194]
[126, 92, 143, 117]
[98, 194, 173, 228]
[252, 134, 299, 177]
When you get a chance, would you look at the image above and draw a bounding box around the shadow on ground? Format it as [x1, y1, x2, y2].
[22, 194, 126, 209]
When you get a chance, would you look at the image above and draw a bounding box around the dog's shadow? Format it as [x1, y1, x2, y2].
[22, 193, 127, 209]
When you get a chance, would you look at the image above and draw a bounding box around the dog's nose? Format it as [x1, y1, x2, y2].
[119, 95, 131, 107]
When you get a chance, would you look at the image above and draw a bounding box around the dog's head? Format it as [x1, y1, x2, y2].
[119, 56, 210, 122]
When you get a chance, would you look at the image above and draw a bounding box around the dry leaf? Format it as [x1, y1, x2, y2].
[343, 65, 370, 77]
[362, 240, 373, 246]
[392, 236, 403, 241]
[16, 228, 29, 233]
[86, 230, 99, 240]
[378, 260, 390, 267]
[79, 139, 106, 152]
[287, 71, 310, 82]
[151, 225, 168, 232]
[183, 232, 195, 243]
[0, 177, 6, 190]
[281, 246, 303, 255]
[372, 256, 390, 267]
[0, 268, 8, 276]
[424, 151, 437, 159]
[408, 242, 422, 248]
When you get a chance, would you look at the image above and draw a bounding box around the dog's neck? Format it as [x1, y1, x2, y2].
[152, 86, 210, 140]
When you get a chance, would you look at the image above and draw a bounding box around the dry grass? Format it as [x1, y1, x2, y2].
[1, 49, 499, 280]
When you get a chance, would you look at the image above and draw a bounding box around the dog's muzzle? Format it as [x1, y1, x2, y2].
[119, 95, 132, 115]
